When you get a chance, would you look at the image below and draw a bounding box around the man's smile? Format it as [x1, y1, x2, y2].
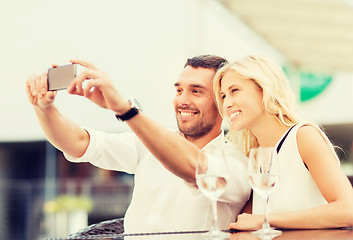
[178, 109, 198, 120]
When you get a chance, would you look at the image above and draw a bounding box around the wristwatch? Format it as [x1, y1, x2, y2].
[115, 98, 142, 121]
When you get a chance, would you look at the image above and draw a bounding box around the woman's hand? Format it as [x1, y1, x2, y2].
[228, 213, 265, 231]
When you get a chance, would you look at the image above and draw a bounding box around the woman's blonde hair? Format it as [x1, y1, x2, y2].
[213, 55, 303, 156]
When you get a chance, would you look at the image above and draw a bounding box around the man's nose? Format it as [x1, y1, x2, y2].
[178, 92, 191, 106]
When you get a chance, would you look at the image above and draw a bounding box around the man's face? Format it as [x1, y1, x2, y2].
[173, 66, 222, 140]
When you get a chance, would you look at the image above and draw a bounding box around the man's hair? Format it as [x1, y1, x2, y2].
[184, 55, 228, 71]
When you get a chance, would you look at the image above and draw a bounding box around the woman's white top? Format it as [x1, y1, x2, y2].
[253, 122, 339, 214]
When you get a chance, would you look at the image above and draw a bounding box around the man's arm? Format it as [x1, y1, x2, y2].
[26, 62, 200, 182]
[126, 113, 199, 182]
[26, 72, 89, 157]
[65, 59, 201, 182]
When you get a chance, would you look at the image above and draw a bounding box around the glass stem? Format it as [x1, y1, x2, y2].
[263, 195, 271, 229]
[210, 197, 219, 232]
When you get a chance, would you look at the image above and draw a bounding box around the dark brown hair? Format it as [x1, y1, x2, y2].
[184, 55, 228, 71]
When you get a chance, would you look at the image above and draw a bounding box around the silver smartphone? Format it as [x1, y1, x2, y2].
[47, 63, 77, 91]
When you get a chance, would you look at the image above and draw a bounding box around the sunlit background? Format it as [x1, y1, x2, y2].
[1, 0, 353, 239]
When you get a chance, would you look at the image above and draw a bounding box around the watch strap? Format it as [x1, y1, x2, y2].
[115, 107, 139, 121]
[115, 98, 141, 121]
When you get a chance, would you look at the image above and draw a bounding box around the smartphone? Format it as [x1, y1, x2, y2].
[47, 63, 77, 91]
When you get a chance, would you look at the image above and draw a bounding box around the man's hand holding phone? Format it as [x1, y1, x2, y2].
[26, 72, 56, 110]
[67, 59, 129, 115]
[26, 59, 130, 115]
[26, 63, 76, 110]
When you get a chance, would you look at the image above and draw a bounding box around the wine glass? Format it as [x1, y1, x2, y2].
[248, 147, 282, 238]
[196, 152, 230, 239]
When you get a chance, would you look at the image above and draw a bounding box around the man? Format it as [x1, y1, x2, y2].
[26, 55, 250, 233]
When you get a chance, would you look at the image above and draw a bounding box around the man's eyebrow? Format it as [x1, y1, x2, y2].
[190, 84, 206, 89]
[174, 83, 207, 89]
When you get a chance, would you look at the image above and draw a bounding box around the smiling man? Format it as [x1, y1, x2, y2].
[26, 55, 250, 234]
[174, 60, 222, 144]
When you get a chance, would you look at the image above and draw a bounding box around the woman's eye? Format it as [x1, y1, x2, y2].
[231, 88, 238, 93]
[221, 94, 226, 100]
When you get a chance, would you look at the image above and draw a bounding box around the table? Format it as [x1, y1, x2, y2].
[230, 228, 353, 240]
[51, 228, 353, 240]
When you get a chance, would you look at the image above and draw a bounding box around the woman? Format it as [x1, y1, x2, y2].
[213, 55, 353, 230]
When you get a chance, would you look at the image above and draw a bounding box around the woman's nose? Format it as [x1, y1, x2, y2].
[223, 96, 233, 109]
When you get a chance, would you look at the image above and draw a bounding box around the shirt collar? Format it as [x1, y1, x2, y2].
[201, 130, 225, 151]
[174, 128, 225, 151]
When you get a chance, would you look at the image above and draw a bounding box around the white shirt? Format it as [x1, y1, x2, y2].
[65, 129, 251, 233]
[253, 123, 339, 214]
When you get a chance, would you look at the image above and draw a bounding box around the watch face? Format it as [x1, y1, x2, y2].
[129, 98, 142, 111]
[115, 98, 142, 122]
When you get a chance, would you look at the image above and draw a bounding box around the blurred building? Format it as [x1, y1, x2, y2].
[0, 140, 133, 239]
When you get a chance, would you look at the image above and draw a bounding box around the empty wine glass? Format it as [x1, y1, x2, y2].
[248, 147, 282, 238]
[196, 152, 230, 239]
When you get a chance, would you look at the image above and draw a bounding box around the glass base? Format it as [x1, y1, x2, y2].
[252, 227, 282, 240]
[200, 230, 231, 239]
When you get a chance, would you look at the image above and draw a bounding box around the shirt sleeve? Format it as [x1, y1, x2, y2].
[64, 128, 147, 174]
[203, 145, 251, 205]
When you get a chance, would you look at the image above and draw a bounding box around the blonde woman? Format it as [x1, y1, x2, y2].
[213, 55, 353, 230]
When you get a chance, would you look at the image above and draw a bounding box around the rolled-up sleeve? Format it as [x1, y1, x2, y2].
[64, 128, 145, 174]
[203, 146, 251, 205]
[222, 148, 251, 204]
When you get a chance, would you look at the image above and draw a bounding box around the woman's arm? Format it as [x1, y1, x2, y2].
[230, 125, 353, 230]
[270, 125, 353, 229]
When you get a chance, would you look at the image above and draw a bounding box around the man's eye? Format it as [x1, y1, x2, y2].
[191, 88, 202, 94]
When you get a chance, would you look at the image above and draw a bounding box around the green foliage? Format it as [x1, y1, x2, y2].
[43, 194, 93, 213]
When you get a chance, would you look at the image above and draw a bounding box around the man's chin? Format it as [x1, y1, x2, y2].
[177, 115, 196, 122]
[178, 125, 193, 135]
[178, 125, 205, 138]
[177, 121, 195, 131]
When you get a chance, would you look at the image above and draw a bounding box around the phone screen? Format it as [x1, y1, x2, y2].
[47, 64, 77, 91]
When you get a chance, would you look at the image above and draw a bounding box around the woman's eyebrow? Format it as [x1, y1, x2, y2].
[227, 84, 239, 90]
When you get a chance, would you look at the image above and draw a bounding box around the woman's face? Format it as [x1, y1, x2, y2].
[220, 71, 265, 132]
